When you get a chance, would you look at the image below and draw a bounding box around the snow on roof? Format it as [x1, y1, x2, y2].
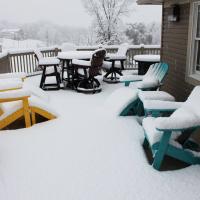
[0, 28, 21, 33]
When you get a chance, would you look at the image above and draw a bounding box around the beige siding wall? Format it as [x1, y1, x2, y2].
[161, 3, 194, 101]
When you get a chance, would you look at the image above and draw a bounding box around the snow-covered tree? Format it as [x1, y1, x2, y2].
[125, 22, 161, 45]
[82, 0, 132, 45]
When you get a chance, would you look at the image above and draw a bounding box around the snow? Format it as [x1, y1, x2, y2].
[38, 57, 60, 65]
[0, 73, 26, 79]
[134, 55, 160, 62]
[138, 91, 175, 102]
[134, 77, 159, 89]
[0, 76, 200, 200]
[155, 107, 200, 131]
[120, 74, 144, 82]
[60, 43, 77, 51]
[57, 51, 94, 60]
[104, 87, 138, 116]
[0, 79, 23, 91]
[143, 117, 181, 146]
[1, 38, 46, 52]
[0, 89, 31, 100]
[155, 86, 200, 131]
[143, 100, 183, 110]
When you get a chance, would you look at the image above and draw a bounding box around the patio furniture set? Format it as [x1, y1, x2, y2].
[0, 58, 200, 171]
[34, 44, 160, 93]
[34, 45, 129, 93]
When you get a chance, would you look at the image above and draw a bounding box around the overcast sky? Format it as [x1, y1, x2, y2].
[0, 0, 162, 27]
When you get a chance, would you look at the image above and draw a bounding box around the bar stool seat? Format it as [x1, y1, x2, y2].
[34, 50, 61, 90]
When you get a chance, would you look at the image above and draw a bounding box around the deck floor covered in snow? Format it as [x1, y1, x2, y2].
[0, 75, 200, 200]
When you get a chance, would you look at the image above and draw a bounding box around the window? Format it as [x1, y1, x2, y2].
[186, 1, 200, 84]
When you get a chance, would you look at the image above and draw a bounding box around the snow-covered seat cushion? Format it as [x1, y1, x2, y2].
[134, 77, 160, 89]
[143, 117, 181, 146]
[0, 95, 58, 121]
[104, 87, 138, 115]
[0, 72, 26, 80]
[138, 91, 175, 102]
[72, 59, 91, 67]
[155, 107, 200, 131]
[0, 78, 23, 91]
[120, 74, 144, 82]
[102, 61, 121, 70]
[38, 57, 60, 65]
[143, 100, 183, 111]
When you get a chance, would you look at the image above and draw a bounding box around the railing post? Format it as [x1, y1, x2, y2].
[0, 53, 11, 73]
[54, 48, 60, 56]
[140, 44, 145, 55]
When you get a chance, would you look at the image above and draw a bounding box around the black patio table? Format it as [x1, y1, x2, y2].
[57, 51, 94, 89]
[134, 55, 160, 75]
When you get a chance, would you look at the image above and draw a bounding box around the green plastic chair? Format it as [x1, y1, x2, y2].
[122, 62, 169, 89]
[142, 86, 200, 170]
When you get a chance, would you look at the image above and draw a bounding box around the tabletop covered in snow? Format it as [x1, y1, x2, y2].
[134, 54, 160, 62]
[57, 51, 94, 60]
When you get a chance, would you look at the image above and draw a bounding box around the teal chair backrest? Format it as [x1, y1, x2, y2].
[145, 62, 169, 83]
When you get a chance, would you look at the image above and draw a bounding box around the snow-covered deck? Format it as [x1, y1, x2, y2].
[0, 76, 200, 200]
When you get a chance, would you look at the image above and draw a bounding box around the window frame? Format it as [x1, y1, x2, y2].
[186, 1, 200, 85]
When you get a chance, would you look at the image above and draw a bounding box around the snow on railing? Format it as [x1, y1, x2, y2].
[0, 45, 160, 75]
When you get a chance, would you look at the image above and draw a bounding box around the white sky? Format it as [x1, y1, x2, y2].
[0, 0, 162, 27]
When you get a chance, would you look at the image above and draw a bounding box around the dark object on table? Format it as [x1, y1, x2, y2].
[72, 49, 106, 93]
[34, 50, 61, 90]
[134, 55, 160, 75]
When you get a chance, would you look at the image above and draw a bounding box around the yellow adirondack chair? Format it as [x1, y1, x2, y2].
[0, 89, 57, 129]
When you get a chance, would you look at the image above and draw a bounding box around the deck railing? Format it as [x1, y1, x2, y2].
[0, 45, 160, 75]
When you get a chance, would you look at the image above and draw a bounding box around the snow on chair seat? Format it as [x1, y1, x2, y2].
[0, 78, 23, 92]
[0, 72, 27, 81]
[138, 90, 175, 102]
[142, 86, 200, 170]
[143, 100, 183, 117]
[119, 89, 175, 117]
[134, 77, 160, 90]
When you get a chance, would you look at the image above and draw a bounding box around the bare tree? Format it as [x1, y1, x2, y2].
[83, 0, 132, 44]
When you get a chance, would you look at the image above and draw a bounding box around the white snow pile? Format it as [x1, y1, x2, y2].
[155, 86, 200, 130]
[0, 76, 200, 200]
[143, 117, 181, 145]
[103, 87, 138, 116]
[0, 78, 23, 91]
[138, 90, 175, 102]
[143, 100, 183, 110]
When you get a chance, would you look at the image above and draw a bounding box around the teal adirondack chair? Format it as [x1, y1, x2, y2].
[121, 62, 169, 89]
[142, 86, 200, 170]
[120, 90, 175, 117]
[119, 63, 169, 116]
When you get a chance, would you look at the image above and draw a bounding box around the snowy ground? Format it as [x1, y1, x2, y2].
[0, 76, 200, 200]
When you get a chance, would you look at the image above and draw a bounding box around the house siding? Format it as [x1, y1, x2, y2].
[161, 2, 194, 101]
